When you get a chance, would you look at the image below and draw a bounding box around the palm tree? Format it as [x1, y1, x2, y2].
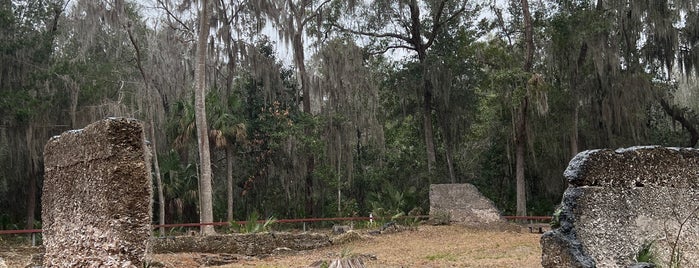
[159, 150, 200, 224]
[208, 93, 247, 222]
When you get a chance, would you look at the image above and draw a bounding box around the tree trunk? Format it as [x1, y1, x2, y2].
[295, 34, 309, 115]
[25, 124, 36, 230]
[659, 98, 699, 147]
[337, 153, 341, 216]
[126, 20, 167, 236]
[571, 42, 586, 157]
[521, 0, 534, 72]
[26, 170, 36, 230]
[292, 19, 315, 217]
[571, 104, 579, 157]
[195, 0, 216, 235]
[423, 83, 436, 175]
[70, 86, 79, 128]
[59, 75, 80, 128]
[150, 122, 166, 236]
[226, 146, 234, 222]
[516, 0, 534, 217]
[439, 111, 456, 183]
[411, 0, 436, 174]
[445, 142, 456, 183]
[515, 100, 528, 217]
[305, 158, 315, 217]
[419, 56, 436, 175]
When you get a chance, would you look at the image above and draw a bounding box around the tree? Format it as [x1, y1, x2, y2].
[207, 93, 247, 222]
[124, 6, 168, 236]
[0, 0, 64, 229]
[312, 37, 385, 215]
[515, 0, 534, 217]
[332, 0, 471, 176]
[429, 28, 481, 184]
[265, 0, 332, 216]
[194, 0, 215, 235]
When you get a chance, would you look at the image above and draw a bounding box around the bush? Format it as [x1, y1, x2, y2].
[232, 211, 277, 233]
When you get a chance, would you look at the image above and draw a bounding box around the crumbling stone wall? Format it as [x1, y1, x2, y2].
[42, 118, 152, 267]
[150, 232, 331, 255]
[429, 183, 503, 224]
[541, 146, 699, 268]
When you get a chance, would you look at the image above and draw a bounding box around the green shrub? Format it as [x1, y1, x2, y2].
[232, 211, 277, 233]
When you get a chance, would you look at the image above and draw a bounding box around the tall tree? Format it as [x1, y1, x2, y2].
[547, 0, 699, 150]
[207, 93, 247, 222]
[515, 0, 534, 217]
[332, 0, 470, 175]
[428, 27, 480, 184]
[265, 0, 331, 216]
[312, 37, 385, 214]
[0, 0, 64, 229]
[194, 0, 215, 235]
[124, 7, 168, 236]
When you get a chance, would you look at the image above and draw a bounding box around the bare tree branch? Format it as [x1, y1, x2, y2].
[156, 0, 193, 33]
[331, 22, 413, 45]
[408, 0, 421, 50]
[425, 1, 466, 50]
[301, 0, 332, 26]
[368, 44, 415, 55]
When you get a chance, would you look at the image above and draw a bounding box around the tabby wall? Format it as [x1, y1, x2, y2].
[429, 183, 503, 224]
[42, 118, 152, 267]
[541, 146, 699, 267]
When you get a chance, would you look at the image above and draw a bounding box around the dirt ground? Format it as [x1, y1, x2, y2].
[0, 224, 543, 267]
[152, 224, 544, 268]
[0, 244, 41, 268]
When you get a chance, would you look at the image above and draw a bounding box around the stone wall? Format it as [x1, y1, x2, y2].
[429, 183, 503, 224]
[541, 146, 699, 268]
[150, 232, 331, 255]
[42, 118, 152, 267]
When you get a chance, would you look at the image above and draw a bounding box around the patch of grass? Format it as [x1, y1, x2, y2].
[635, 241, 656, 264]
[340, 246, 355, 258]
[551, 206, 562, 228]
[425, 252, 457, 261]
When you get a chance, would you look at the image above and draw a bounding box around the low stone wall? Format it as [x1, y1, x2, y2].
[541, 146, 699, 267]
[42, 118, 152, 267]
[429, 183, 503, 224]
[150, 232, 330, 255]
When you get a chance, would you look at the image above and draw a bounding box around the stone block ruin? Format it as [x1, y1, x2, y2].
[541, 146, 699, 267]
[429, 183, 503, 224]
[42, 118, 152, 267]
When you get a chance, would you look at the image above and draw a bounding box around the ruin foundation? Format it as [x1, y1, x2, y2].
[429, 183, 503, 224]
[42, 118, 152, 267]
[541, 146, 699, 267]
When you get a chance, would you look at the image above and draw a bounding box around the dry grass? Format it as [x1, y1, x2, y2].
[0, 224, 543, 267]
[152, 224, 543, 267]
[0, 245, 41, 267]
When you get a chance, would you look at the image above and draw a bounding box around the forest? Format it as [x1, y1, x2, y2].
[1, 0, 698, 234]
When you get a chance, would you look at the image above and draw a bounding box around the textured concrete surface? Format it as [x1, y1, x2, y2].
[150, 232, 331, 255]
[42, 118, 152, 267]
[542, 146, 699, 268]
[429, 183, 503, 224]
